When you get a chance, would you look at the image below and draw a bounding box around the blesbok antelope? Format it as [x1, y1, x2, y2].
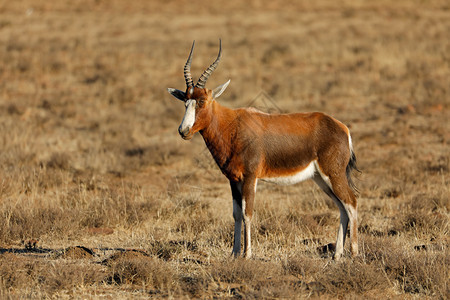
[167, 40, 360, 260]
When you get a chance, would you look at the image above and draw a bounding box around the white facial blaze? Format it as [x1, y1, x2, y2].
[179, 99, 196, 133]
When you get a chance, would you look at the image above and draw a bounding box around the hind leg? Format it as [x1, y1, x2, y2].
[327, 174, 358, 258]
[343, 201, 358, 257]
[313, 175, 349, 260]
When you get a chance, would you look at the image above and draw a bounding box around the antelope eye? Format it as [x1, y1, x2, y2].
[197, 99, 205, 106]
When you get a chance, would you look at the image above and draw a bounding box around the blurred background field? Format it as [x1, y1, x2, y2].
[0, 0, 448, 298]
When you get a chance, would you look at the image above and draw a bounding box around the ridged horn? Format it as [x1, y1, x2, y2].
[184, 41, 195, 87]
[196, 39, 222, 89]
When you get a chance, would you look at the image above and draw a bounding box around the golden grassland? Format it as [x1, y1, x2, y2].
[0, 0, 449, 298]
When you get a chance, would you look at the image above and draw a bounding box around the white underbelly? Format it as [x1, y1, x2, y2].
[260, 161, 316, 185]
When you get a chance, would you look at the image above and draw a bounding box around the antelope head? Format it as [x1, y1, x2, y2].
[167, 40, 230, 140]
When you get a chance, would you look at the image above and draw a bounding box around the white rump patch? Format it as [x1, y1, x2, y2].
[348, 134, 353, 153]
[261, 161, 316, 185]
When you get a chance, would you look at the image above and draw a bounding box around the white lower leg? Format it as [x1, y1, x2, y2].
[346, 205, 358, 256]
[241, 197, 252, 258]
[243, 215, 252, 259]
[334, 209, 349, 260]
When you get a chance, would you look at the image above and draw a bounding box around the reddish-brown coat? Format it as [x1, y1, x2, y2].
[192, 101, 352, 189]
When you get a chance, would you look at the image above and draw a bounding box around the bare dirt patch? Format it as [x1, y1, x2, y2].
[55, 246, 96, 259]
[101, 249, 151, 265]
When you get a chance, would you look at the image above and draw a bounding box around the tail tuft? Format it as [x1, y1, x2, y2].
[346, 150, 361, 195]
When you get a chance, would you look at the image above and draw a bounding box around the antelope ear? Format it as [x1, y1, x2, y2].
[167, 88, 186, 101]
[212, 79, 230, 99]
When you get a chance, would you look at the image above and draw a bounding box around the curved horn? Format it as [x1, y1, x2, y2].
[196, 39, 222, 89]
[184, 41, 195, 87]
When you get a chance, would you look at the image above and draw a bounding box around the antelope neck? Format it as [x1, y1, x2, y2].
[200, 101, 237, 173]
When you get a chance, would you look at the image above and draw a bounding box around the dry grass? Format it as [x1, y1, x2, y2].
[0, 0, 449, 298]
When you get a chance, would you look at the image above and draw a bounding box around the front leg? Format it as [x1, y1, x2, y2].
[242, 176, 257, 259]
[230, 181, 243, 257]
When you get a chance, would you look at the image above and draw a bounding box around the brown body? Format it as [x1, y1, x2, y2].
[201, 102, 352, 187]
[168, 41, 359, 260]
